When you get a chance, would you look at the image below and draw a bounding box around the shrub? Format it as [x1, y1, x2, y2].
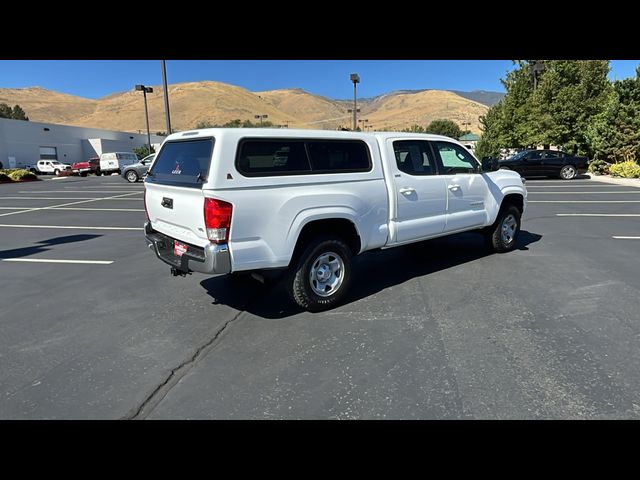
[0, 173, 10, 182]
[588, 159, 611, 175]
[609, 160, 640, 178]
[7, 169, 37, 181]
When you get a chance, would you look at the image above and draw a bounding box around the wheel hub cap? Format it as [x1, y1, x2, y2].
[309, 252, 344, 297]
[501, 214, 517, 244]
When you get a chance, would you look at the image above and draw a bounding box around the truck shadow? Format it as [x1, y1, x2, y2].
[200, 230, 542, 320]
[0, 234, 102, 259]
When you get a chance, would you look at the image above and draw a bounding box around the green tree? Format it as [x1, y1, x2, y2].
[11, 105, 29, 120]
[425, 119, 462, 138]
[133, 145, 155, 159]
[532, 60, 612, 155]
[476, 102, 505, 158]
[0, 103, 13, 119]
[401, 124, 425, 133]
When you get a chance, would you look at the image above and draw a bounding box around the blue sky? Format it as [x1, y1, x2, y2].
[1, 60, 638, 100]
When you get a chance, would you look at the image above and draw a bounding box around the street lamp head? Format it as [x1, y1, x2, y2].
[350, 73, 360, 84]
[135, 84, 145, 91]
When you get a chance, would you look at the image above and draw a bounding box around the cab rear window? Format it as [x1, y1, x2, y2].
[147, 138, 214, 187]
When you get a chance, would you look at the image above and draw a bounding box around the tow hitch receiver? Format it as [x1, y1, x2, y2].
[170, 267, 191, 277]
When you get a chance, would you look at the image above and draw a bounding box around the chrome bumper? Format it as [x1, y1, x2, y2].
[144, 222, 231, 275]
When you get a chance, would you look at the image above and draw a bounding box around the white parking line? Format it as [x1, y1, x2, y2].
[0, 206, 143, 211]
[556, 213, 640, 217]
[48, 207, 144, 212]
[526, 185, 633, 188]
[528, 191, 640, 194]
[612, 236, 640, 240]
[0, 197, 142, 200]
[20, 190, 144, 194]
[0, 224, 142, 230]
[0, 191, 142, 218]
[529, 200, 640, 203]
[1, 258, 114, 265]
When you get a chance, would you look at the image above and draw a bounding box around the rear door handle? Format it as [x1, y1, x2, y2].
[448, 184, 461, 191]
[399, 187, 416, 195]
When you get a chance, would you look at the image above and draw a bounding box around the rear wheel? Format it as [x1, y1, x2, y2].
[560, 165, 577, 180]
[487, 205, 521, 253]
[287, 236, 352, 312]
[125, 170, 139, 183]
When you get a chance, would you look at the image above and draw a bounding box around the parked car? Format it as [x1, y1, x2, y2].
[121, 154, 155, 183]
[99, 152, 139, 176]
[71, 156, 100, 176]
[35, 160, 72, 175]
[144, 129, 527, 312]
[498, 149, 588, 180]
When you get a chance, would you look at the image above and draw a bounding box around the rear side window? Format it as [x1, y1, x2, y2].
[237, 140, 311, 175]
[392, 140, 436, 176]
[306, 141, 370, 172]
[148, 138, 214, 187]
[236, 139, 371, 176]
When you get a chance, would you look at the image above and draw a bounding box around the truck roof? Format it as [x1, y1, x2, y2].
[162, 128, 459, 144]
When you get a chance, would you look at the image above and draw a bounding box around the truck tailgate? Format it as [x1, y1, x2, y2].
[145, 183, 209, 247]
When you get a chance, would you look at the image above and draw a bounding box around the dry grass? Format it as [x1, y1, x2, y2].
[1, 82, 488, 133]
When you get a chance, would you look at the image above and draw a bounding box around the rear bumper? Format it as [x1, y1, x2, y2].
[144, 222, 231, 275]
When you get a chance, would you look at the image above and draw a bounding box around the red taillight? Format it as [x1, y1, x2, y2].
[143, 188, 149, 221]
[204, 198, 232, 243]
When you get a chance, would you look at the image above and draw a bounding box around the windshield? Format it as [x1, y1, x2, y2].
[507, 150, 530, 161]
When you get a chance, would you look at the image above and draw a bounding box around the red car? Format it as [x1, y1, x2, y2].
[72, 156, 100, 177]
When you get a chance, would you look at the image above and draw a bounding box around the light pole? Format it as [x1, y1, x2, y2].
[135, 84, 153, 153]
[254, 114, 268, 126]
[161, 60, 172, 135]
[350, 73, 360, 131]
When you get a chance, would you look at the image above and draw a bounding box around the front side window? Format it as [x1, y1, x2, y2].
[433, 141, 479, 174]
[392, 140, 436, 176]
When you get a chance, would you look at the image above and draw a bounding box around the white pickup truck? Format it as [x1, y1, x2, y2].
[144, 129, 527, 311]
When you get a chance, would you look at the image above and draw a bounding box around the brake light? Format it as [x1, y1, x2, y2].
[204, 198, 232, 243]
[143, 188, 149, 221]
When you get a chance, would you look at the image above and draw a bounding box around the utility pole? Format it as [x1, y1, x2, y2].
[350, 73, 360, 131]
[161, 60, 172, 135]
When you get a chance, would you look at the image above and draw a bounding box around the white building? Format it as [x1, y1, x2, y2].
[0, 117, 165, 169]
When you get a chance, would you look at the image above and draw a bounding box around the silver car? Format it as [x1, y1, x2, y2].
[121, 154, 155, 183]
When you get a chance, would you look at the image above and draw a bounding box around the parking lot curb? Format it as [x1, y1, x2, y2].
[586, 174, 640, 188]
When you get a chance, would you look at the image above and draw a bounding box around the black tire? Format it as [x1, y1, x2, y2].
[287, 236, 352, 312]
[30, 168, 37, 174]
[95, 168, 101, 176]
[80, 172, 87, 177]
[487, 204, 521, 253]
[54, 169, 60, 176]
[125, 170, 139, 183]
[559, 164, 577, 180]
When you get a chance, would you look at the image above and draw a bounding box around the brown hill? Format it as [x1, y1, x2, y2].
[0, 82, 488, 134]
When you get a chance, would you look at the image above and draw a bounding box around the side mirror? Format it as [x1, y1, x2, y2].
[481, 157, 499, 172]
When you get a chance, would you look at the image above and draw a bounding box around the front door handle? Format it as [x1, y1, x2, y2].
[448, 184, 461, 191]
[399, 187, 415, 195]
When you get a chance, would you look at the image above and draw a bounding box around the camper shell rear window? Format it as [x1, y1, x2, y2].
[146, 138, 214, 188]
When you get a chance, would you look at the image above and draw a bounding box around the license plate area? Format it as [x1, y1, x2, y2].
[174, 240, 188, 257]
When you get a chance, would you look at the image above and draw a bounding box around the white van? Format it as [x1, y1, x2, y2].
[99, 152, 139, 175]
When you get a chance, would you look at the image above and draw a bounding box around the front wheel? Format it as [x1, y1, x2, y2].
[487, 205, 521, 253]
[54, 169, 60, 176]
[287, 236, 352, 312]
[125, 170, 139, 183]
[560, 165, 577, 180]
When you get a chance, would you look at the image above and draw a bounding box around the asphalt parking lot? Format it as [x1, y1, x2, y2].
[1, 174, 640, 419]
